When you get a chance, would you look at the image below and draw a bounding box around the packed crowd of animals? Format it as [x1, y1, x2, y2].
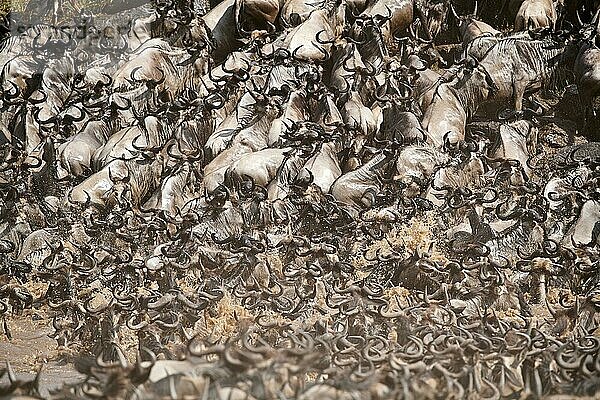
[1, 0, 600, 398]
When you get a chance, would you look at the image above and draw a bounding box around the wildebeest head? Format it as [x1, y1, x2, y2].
[454, 60, 499, 100]
[426, 0, 452, 40]
[31, 30, 75, 61]
[423, 0, 482, 43]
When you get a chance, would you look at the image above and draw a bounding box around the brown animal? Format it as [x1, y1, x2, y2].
[514, 0, 556, 31]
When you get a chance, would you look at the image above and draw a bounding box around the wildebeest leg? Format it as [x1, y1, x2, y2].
[513, 79, 527, 113]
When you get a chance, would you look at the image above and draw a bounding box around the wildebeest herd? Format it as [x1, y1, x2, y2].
[1, 0, 600, 398]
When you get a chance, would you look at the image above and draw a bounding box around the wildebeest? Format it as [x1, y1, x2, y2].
[424, 33, 578, 146]
[58, 118, 112, 177]
[487, 119, 537, 178]
[283, 8, 343, 62]
[330, 147, 396, 211]
[357, 0, 431, 45]
[69, 155, 164, 210]
[514, 0, 557, 31]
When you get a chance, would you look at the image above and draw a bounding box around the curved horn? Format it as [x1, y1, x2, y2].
[99, 72, 113, 87]
[346, 31, 367, 45]
[129, 65, 143, 84]
[291, 45, 304, 60]
[64, 105, 86, 124]
[131, 134, 149, 152]
[312, 42, 331, 61]
[449, 2, 460, 20]
[315, 29, 335, 44]
[3, 81, 21, 104]
[111, 96, 132, 111]
[576, 10, 584, 27]
[152, 67, 166, 87]
[204, 92, 225, 110]
[373, 81, 390, 102]
[22, 155, 43, 169]
[29, 90, 48, 105]
[166, 141, 185, 160]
